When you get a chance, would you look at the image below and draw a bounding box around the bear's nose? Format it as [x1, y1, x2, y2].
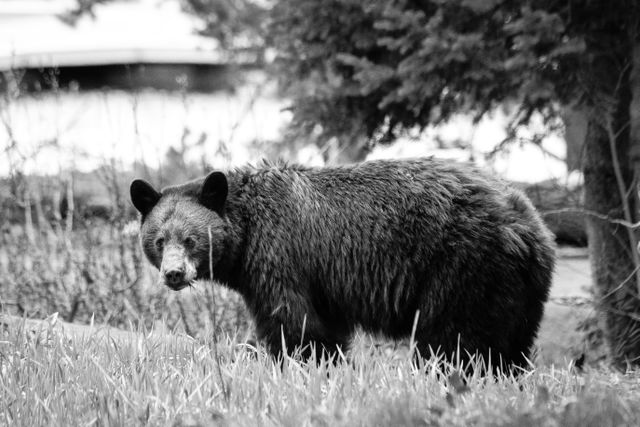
[165, 269, 185, 286]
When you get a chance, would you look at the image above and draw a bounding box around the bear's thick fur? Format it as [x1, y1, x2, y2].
[130, 158, 555, 370]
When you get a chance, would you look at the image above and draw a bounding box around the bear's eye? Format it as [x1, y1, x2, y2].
[184, 237, 196, 248]
[155, 237, 165, 250]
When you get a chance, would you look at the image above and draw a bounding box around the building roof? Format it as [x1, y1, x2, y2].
[0, 0, 230, 70]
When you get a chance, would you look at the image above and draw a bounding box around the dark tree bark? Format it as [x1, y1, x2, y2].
[562, 107, 587, 172]
[583, 47, 640, 369]
[631, 43, 640, 200]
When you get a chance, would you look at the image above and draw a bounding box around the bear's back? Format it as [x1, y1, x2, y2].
[235, 158, 551, 335]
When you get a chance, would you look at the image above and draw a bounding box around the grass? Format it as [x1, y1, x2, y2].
[0, 211, 629, 426]
[2, 78, 633, 426]
[0, 223, 631, 426]
[1, 317, 640, 427]
[0, 222, 251, 337]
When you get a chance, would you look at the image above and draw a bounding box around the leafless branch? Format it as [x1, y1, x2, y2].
[543, 208, 640, 229]
[604, 116, 640, 294]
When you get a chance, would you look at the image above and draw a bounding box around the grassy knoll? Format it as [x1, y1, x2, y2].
[0, 224, 630, 426]
[1, 316, 638, 427]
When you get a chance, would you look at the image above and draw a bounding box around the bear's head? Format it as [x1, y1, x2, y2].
[130, 172, 228, 291]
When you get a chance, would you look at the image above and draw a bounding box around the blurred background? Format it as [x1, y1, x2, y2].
[1, 0, 638, 366]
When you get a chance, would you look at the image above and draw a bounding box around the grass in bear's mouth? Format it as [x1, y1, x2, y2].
[1, 319, 639, 427]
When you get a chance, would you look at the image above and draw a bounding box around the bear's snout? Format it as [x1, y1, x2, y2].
[159, 244, 197, 291]
[165, 269, 186, 289]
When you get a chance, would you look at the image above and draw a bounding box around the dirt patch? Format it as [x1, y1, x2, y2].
[537, 247, 593, 365]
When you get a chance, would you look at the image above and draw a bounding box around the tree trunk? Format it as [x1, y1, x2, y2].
[562, 107, 587, 172]
[631, 42, 640, 208]
[583, 49, 640, 369]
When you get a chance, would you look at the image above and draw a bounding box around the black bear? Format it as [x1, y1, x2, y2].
[130, 158, 555, 370]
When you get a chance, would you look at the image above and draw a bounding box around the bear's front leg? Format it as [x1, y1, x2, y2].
[252, 298, 351, 363]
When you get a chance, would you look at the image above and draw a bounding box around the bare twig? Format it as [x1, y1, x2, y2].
[208, 225, 229, 405]
[64, 173, 75, 249]
[23, 186, 34, 245]
[601, 264, 640, 301]
[605, 116, 640, 294]
[542, 208, 640, 229]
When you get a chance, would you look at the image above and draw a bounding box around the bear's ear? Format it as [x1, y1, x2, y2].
[200, 171, 228, 215]
[130, 179, 161, 216]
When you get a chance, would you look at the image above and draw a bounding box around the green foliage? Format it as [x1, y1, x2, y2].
[271, 0, 639, 142]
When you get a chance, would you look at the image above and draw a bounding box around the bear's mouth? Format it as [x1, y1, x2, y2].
[167, 282, 190, 291]
[159, 271, 196, 291]
[159, 247, 198, 291]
